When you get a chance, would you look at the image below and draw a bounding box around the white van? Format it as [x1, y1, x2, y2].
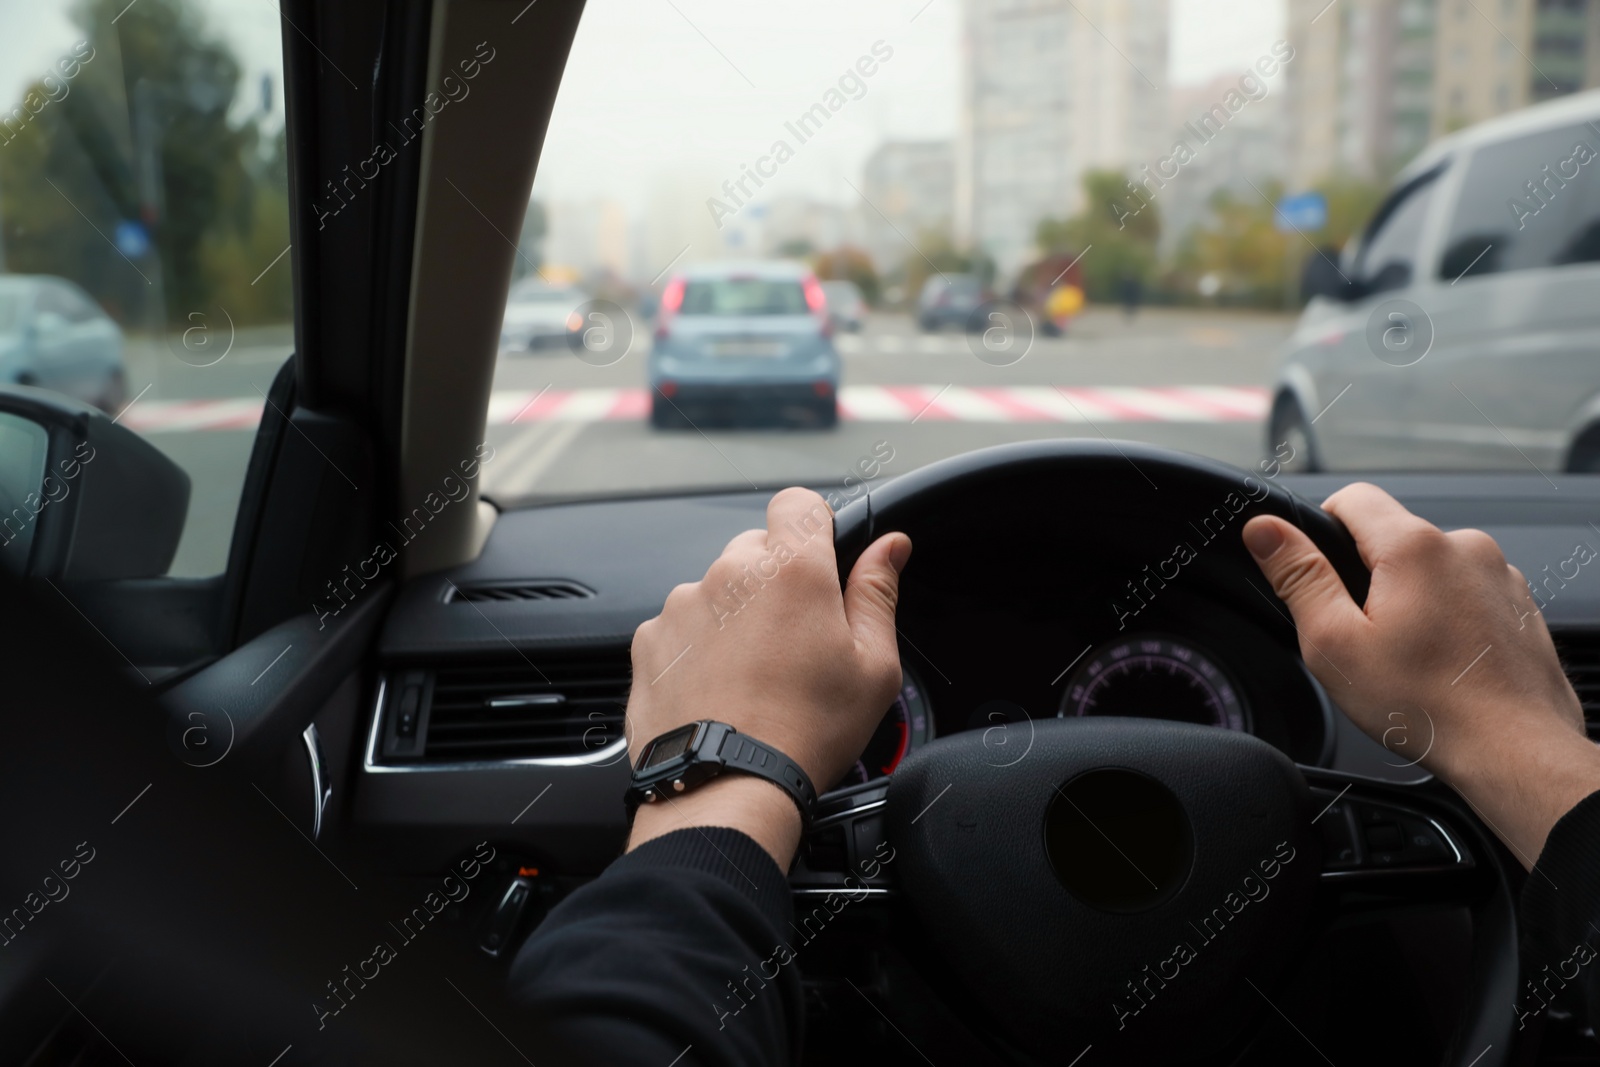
[1270, 88, 1600, 472]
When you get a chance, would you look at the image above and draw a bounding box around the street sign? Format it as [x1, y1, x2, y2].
[114, 220, 151, 259]
[1274, 192, 1327, 234]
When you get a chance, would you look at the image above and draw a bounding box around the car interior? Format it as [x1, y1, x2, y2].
[4, 1, 1600, 1065]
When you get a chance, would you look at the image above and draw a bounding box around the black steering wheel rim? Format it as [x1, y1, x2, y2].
[823, 440, 1518, 1067]
[834, 438, 1370, 608]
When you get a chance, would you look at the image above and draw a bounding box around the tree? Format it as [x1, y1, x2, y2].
[0, 0, 289, 327]
[1171, 183, 1289, 306]
[1314, 175, 1386, 253]
[1032, 170, 1159, 302]
[812, 245, 879, 306]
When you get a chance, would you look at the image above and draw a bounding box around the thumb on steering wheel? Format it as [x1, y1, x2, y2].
[1242, 515, 1365, 638]
[842, 532, 912, 662]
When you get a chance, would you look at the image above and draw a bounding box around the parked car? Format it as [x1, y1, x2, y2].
[1270, 88, 1600, 472]
[649, 261, 840, 429]
[916, 273, 985, 332]
[820, 279, 865, 332]
[0, 275, 126, 413]
[499, 279, 587, 352]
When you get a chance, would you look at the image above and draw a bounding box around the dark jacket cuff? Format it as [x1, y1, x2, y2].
[616, 825, 794, 926]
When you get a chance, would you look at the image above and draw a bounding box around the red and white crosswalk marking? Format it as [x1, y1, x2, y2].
[119, 385, 1269, 432]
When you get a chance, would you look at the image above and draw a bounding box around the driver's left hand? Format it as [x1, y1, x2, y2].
[626, 488, 911, 861]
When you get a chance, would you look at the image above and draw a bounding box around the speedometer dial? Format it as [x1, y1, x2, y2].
[832, 668, 933, 789]
[1060, 635, 1248, 731]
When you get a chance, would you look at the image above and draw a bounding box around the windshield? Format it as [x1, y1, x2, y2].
[483, 0, 1600, 508]
[681, 278, 809, 316]
[512, 285, 581, 304]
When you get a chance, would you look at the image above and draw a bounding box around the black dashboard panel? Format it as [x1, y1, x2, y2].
[357, 472, 1600, 875]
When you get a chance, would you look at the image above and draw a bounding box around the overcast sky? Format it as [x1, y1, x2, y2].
[0, 0, 1281, 210]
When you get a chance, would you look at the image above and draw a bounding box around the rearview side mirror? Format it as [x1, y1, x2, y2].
[1299, 248, 1360, 303]
[0, 386, 190, 580]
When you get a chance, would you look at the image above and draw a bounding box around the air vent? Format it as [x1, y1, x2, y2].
[1553, 632, 1600, 740]
[381, 651, 630, 764]
[446, 580, 595, 604]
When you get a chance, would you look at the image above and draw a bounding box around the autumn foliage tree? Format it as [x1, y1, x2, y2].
[812, 245, 880, 306]
[0, 0, 291, 327]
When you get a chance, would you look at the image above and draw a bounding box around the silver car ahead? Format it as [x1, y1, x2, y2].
[1270, 88, 1600, 472]
[500, 279, 586, 353]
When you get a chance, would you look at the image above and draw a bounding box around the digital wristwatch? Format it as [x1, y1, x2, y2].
[625, 721, 817, 825]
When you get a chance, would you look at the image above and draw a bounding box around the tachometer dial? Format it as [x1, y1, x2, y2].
[1060, 635, 1247, 731]
[833, 668, 933, 789]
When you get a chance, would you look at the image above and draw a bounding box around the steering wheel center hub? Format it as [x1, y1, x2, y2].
[1045, 768, 1192, 913]
[886, 717, 1320, 1061]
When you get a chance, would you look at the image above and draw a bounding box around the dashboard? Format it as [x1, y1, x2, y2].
[355, 473, 1600, 882]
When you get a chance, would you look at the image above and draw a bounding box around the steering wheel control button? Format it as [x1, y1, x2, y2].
[1044, 769, 1192, 913]
[791, 781, 895, 894]
[1312, 786, 1471, 877]
[1315, 799, 1362, 869]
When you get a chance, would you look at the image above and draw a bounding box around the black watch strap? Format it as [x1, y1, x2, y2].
[627, 721, 818, 824]
[717, 730, 818, 818]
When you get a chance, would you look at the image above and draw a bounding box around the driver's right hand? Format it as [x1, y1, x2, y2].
[1242, 482, 1600, 868]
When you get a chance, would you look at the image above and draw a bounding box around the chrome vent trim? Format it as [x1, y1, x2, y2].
[364, 652, 633, 772]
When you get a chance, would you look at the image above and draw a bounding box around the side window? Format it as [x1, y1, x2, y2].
[0, 5, 292, 578]
[57, 286, 99, 323]
[1356, 172, 1440, 295]
[33, 286, 71, 320]
[1439, 122, 1600, 280]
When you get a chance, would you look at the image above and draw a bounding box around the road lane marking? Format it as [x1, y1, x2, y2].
[121, 385, 1271, 432]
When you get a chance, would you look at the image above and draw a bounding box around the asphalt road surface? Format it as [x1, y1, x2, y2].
[119, 307, 1296, 576]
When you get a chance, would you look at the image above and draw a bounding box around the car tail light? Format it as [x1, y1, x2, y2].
[656, 277, 685, 342]
[804, 276, 826, 314]
[659, 380, 677, 397]
[812, 380, 833, 397]
[804, 275, 833, 337]
[660, 277, 685, 314]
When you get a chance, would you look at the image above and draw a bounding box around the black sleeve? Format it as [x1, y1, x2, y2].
[505, 827, 803, 1067]
[1517, 787, 1600, 1033]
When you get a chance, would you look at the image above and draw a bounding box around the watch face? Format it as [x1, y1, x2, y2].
[641, 723, 698, 769]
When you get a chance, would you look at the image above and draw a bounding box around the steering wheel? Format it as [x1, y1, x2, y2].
[815, 440, 1518, 1066]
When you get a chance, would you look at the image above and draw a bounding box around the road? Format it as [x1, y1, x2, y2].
[119, 307, 1296, 576]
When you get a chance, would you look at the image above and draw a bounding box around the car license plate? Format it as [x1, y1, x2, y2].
[711, 340, 784, 358]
